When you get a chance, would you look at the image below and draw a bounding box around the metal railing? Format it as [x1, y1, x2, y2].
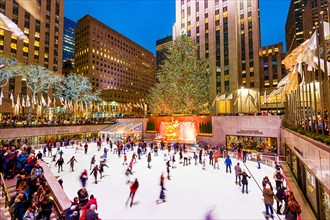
[0, 172, 11, 208]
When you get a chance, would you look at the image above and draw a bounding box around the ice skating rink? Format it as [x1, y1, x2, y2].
[43, 143, 283, 220]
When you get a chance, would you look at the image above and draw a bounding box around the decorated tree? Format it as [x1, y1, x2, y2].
[146, 34, 210, 115]
[19, 65, 63, 123]
[0, 56, 22, 88]
[56, 74, 100, 120]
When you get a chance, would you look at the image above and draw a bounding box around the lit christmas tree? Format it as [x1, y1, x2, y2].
[146, 34, 210, 115]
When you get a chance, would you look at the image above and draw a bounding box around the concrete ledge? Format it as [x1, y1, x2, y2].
[39, 161, 71, 214]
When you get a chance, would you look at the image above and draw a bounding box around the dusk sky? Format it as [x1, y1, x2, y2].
[65, 0, 291, 55]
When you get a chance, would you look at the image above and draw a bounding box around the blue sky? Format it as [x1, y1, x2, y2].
[65, 0, 291, 55]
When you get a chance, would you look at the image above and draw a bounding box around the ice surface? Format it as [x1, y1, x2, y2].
[43, 143, 283, 220]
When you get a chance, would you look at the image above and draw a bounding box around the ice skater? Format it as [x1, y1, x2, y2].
[80, 169, 88, 188]
[239, 170, 251, 194]
[126, 178, 139, 207]
[99, 156, 109, 178]
[90, 165, 99, 184]
[67, 156, 78, 172]
[55, 156, 64, 173]
[234, 163, 242, 186]
[147, 152, 152, 169]
[90, 155, 96, 170]
[166, 160, 171, 180]
[156, 173, 166, 204]
[224, 155, 232, 173]
[122, 154, 128, 165]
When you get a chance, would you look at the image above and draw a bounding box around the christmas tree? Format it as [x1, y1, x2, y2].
[146, 34, 210, 115]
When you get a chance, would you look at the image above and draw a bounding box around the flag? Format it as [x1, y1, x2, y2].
[47, 96, 52, 107]
[212, 95, 219, 107]
[16, 0, 43, 21]
[22, 97, 25, 107]
[60, 97, 64, 105]
[33, 95, 36, 105]
[41, 95, 46, 106]
[262, 90, 267, 104]
[26, 95, 30, 107]
[254, 90, 258, 107]
[10, 91, 14, 108]
[16, 94, 20, 107]
[233, 90, 241, 106]
[0, 13, 27, 39]
[225, 93, 233, 101]
[217, 94, 226, 101]
[245, 90, 254, 105]
[0, 90, 3, 106]
[53, 97, 56, 108]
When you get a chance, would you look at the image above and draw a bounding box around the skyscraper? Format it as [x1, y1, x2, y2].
[63, 17, 77, 76]
[156, 35, 172, 70]
[173, 0, 261, 113]
[75, 15, 156, 116]
[286, 0, 328, 53]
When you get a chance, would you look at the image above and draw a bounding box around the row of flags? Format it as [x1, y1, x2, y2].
[266, 21, 330, 101]
[213, 90, 259, 107]
[0, 91, 144, 111]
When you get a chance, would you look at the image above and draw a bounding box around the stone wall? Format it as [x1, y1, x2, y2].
[197, 116, 283, 147]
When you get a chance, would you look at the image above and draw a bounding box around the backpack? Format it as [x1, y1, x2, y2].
[276, 171, 283, 180]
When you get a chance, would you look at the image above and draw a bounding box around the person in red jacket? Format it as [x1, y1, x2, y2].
[81, 194, 98, 211]
[126, 178, 139, 207]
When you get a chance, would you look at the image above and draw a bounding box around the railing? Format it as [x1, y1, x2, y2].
[0, 173, 11, 209]
[240, 154, 288, 220]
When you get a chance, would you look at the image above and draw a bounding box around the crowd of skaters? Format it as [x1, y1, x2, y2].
[1, 137, 303, 220]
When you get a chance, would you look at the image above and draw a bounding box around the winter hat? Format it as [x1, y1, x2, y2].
[90, 204, 96, 211]
[264, 176, 269, 179]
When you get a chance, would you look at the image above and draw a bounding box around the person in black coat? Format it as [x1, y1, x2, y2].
[275, 186, 286, 215]
[239, 170, 251, 194]
[55, 156, 64, 173]
[77, 188, 89, 207]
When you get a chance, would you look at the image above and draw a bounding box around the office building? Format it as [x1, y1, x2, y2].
[156, 35, 172, 70]
[286, 0, 328, 53]
[63, 17, 76, 76]
[75, 15, 156, 116]
[0, 0, 64, 117]
[259, 42, 286, 110]
[173, 0, 261, 113]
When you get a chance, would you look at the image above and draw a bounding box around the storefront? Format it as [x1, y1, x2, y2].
[226, 135, 277, 153]
[285, 144, 330, 220]
[100, 122, 142, 143]
[0, 124, 109, 147]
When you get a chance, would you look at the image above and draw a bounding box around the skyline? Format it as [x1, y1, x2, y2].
[65, 0, 291, 55]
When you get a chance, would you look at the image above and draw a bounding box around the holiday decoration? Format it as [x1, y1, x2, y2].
[146, 34, 210, 115]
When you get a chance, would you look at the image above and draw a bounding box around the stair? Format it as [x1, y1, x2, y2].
[0, 176, 17, 219]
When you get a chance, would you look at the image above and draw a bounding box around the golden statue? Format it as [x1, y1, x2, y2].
[164, 119, 180, 141]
